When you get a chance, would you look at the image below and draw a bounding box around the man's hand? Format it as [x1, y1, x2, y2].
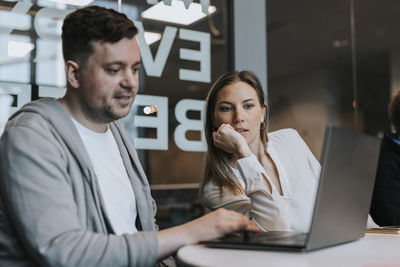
[213, 124, 252, 158]
[183, 208, 260, 243]
[156, 208, 260, 258]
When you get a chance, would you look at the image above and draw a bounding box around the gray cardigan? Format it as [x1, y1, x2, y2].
[0, 98, 158, 266]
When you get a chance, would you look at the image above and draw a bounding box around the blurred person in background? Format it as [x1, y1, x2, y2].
[370, 92, 400, 226]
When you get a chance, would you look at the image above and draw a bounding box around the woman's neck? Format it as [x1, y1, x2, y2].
[229, 138, 265, 163]
[248, 139, 266, 162]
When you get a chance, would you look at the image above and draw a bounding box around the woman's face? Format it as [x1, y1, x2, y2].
[212, 81, 266, 146]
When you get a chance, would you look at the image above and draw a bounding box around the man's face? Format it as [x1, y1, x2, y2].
[77, 37, 141, 124]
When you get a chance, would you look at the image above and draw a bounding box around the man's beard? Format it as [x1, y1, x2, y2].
[79, 97, 132, 124]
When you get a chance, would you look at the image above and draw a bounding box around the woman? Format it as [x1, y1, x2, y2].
[199, 70, 321, 232]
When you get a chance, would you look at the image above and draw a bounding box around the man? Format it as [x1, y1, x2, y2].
[0, 6, 258, 266]
[370, 92, 400, 226]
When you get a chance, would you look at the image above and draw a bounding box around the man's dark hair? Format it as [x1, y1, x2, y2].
[389, 92, 400, 133]
[62, 5, 138, 67]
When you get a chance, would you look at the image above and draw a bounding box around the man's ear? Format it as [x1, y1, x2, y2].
[65, 60, 80, 89]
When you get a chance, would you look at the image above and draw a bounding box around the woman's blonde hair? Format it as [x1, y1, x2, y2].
[199, 70, 268, 200]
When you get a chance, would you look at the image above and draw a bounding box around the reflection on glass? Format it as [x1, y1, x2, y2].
[93, 0, 138, 22]
[0, 9, 30, 30]
[0, 34, 31, 83]
[0, 92, 13, 134]
[141, 0, 217, 25]
[46, 0, 95, 6]
[144, 31, 161, 45]
[143, 105, 158, 115]
[36, 38, 64, 86]
[8, 40, 34, 58]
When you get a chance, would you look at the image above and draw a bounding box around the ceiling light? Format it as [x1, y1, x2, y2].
[144, 31, 162, 45]
[46, 0, 95, 6]
[8, 41, 34, 58]
[141, 0, 217, 26]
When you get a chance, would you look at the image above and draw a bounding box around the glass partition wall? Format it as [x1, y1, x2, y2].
[267, 0, 398, 160]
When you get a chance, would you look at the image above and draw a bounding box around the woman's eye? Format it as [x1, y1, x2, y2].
[244, 103, 255, 109]
[219, 106, 232, 112]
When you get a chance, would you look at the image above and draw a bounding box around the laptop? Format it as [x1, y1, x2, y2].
[201, 125, 381, 252]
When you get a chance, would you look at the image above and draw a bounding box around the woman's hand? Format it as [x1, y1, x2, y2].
[213, 124, 252, 158]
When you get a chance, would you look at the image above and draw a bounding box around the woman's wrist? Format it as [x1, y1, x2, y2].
[236, 141, 252, 158]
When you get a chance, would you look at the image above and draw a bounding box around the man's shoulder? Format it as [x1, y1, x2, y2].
[2, 98, 71, 144]
[6, 98, 59, 128]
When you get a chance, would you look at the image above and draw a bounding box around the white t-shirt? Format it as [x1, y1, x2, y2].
[72, 118, 138, 235]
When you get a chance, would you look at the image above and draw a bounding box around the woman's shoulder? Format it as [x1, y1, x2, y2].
[268, 128, 301, 143]
[203, 175, 244, 192]
[201, 179, 247, 208]
[203, 179, 218, 191]
[268, 128, 314, 159]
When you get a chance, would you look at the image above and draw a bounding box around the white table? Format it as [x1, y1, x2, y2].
[177, 233, 400, 267]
